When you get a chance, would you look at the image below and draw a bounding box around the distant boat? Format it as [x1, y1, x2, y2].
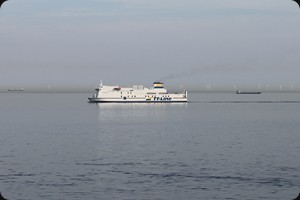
[236, 90, 261, 94]
[8, 88, 24, 92]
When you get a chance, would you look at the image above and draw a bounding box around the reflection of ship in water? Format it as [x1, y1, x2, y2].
[8, 88, 24, 92]
[236, 90, 261, 94]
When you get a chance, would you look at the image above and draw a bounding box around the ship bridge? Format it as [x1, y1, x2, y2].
[153, 82, 164, 89]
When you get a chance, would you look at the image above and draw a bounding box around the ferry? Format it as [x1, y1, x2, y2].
[88, 81, 187, 103]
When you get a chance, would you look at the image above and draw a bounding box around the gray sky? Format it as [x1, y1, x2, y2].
[1, 0, 300, 91]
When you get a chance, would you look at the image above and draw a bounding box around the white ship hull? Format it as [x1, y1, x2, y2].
[88, 82, 187, 103]
[88, 97, 187, 103]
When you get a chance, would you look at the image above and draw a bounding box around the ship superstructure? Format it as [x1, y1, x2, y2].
[88, 81, 187, 103]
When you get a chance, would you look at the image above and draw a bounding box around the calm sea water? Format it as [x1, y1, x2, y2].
[0, 92, 299, 200]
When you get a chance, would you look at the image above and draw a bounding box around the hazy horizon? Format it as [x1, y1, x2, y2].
[1, 0, 300, 90]
[1, 82, 299, 93]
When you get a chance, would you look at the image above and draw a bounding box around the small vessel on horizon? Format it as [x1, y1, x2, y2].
[88, 81, 187, 103]
[8, 88, 24, 92]
[236, 90, 261, 94]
